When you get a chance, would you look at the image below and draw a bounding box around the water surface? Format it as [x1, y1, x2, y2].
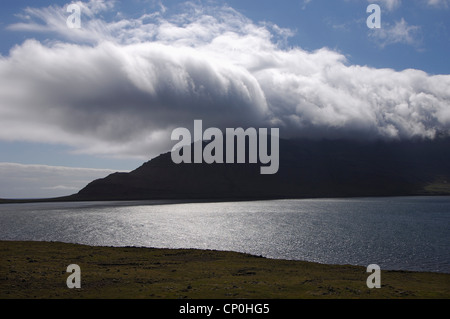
[0, 196, 448, 273]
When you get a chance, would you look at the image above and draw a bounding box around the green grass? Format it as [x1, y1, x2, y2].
[1, 241, 449, 299]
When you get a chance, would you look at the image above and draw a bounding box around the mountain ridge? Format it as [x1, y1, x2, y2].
[69, 137, 450, 201]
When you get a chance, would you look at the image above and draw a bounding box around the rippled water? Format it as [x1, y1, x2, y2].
[0, 196, 449, 273]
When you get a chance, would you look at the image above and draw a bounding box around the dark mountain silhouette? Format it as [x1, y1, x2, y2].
[69, 137, 450, 201]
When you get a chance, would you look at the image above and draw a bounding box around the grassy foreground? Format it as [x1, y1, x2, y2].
[0, 241, 449, 299]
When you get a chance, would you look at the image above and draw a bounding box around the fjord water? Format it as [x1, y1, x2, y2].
[0, 197, 449, 273]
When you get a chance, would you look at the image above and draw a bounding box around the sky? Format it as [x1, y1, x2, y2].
[0, 0, 449, 198]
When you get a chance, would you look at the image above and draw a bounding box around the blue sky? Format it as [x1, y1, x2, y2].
[229, 0, 450, 74]
[0, 0, 449, 198]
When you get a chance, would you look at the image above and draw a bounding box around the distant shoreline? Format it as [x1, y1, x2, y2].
[1, 240, 449, 299]
[2, 193, 450, 205]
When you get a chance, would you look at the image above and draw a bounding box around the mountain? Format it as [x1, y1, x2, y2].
[70, 137, 450, 201]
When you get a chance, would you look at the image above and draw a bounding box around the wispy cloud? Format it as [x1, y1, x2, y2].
[301, 0, 312, 10]
[0, 1, 449, 162]
[369, 18, 422, 48]
[367, 0, 450, 10]
[426, 0, 450, 8]
[369, 0, 402, 11]
[7, 0, 117, 43]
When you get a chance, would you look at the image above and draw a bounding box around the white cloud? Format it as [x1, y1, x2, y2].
[0, 163, 124, 199]
[0, 2, 449, 163]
